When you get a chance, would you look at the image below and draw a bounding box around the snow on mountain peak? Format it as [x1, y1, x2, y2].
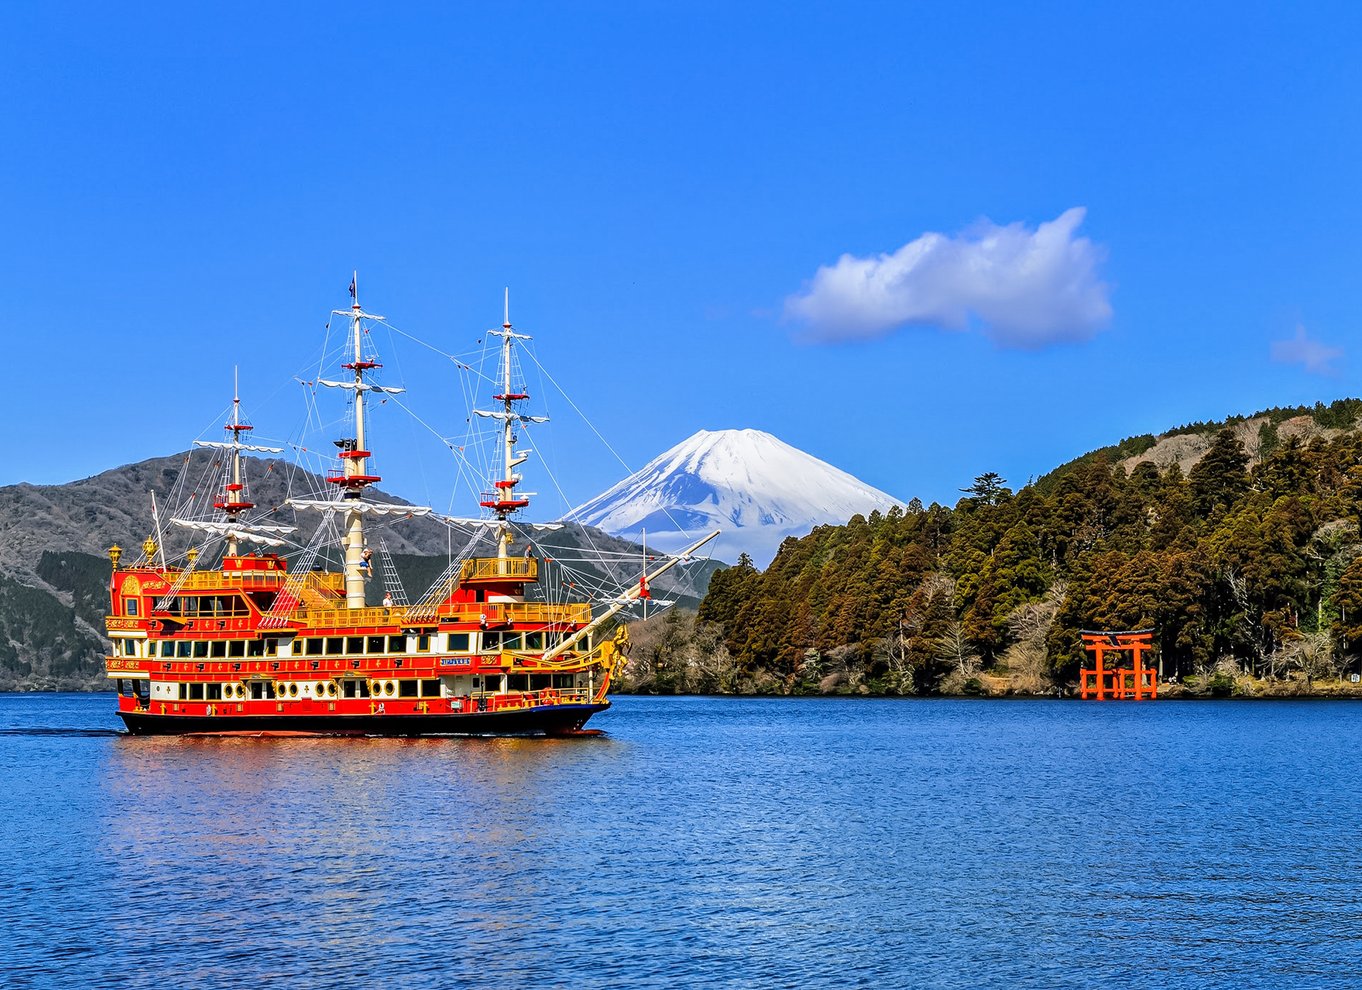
[566, 429, 904, 566]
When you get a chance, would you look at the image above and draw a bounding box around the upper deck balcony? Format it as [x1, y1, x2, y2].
[168, 569, 346, 595]
[458, 556, 538, 586]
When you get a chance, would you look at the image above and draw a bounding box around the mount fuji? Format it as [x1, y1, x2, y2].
[566, 429, 905, 567]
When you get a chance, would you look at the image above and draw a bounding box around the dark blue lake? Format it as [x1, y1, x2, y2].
[2, 693, 1359, 989]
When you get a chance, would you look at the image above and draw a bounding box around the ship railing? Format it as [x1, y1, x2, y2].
[459, 557, 539, 583]
[171, 570, 305, 591]
[465, 688, 591, 709]
[289, 600, 592, 630]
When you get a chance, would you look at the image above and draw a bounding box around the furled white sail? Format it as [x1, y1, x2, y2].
[472, 409, 549, 423]
[317, 380, 406, 394]
[193, 440, 285, 454]
[287, 498, 432, 516]
[440, 515, 564, 531]
[170, 518, 295, 547]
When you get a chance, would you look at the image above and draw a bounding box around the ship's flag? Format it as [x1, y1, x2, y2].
[348, 277, 356, 299]
[639, 576, 651, 600]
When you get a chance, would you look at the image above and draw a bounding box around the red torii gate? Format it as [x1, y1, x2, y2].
[1080, 629, 1157, 700]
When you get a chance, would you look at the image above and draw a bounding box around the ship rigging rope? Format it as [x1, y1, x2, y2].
[519, 346, 711, 554]
[407, 526, 483, 619]
[383, 392, 489, 511]
[455, 332, 636, 604]
[152, 531, 224, 609]
[161, 302, 715, 623]
[371, 317, 500, 387]
[260, 514, 339, 628]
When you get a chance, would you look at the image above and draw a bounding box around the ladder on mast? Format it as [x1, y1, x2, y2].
[377, 538, 409, 606]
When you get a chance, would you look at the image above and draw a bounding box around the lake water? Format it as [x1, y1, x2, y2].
[2, 694, 1359, 989]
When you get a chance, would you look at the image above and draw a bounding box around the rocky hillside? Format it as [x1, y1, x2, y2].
[1037, 399, 1362, 491]
[0, 451, 719, 690]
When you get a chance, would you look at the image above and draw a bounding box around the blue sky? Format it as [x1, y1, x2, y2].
[3, 2, 1359, 517]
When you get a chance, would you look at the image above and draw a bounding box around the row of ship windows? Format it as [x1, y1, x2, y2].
[294, 631, 586, 655]
[116, 630, 592, 660]
[116, 673, 578, 701]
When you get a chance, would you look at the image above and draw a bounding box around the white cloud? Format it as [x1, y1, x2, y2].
[1271, 324, 1342, 375]
[784, 207, 1113, 348]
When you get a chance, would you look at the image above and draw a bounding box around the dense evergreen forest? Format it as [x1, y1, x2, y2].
[625, 401, 1362, 698]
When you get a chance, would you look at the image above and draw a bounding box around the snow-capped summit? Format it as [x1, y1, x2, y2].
[566, 429, 904, 566]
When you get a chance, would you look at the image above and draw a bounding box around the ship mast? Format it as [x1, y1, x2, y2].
[180, 371, 290, 557]
[284, 277, 420, 604]
[474, 289, 546, 558]
[331, 272, 386, 607]
[219, 367, 251, 556]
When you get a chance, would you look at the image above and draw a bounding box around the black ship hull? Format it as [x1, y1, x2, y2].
[118, 702, 609, 737]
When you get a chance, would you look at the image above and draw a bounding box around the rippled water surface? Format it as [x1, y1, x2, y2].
[3, 694, 1360, 989]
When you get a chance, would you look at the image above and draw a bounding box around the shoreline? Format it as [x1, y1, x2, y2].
[9, 670, 1362, 702]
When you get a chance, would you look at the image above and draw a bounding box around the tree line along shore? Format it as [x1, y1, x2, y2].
[621, 409, 1362, 701]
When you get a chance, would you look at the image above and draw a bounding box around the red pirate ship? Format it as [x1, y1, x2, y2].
[105, 280, 716, 735]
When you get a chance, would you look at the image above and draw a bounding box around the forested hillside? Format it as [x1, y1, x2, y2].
[653, 400, 1362, 697]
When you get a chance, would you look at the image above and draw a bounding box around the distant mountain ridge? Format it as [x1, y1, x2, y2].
[8, 401, 1362, 690]
[0, 451, 719, 690]
[567, 429, 906, 566]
